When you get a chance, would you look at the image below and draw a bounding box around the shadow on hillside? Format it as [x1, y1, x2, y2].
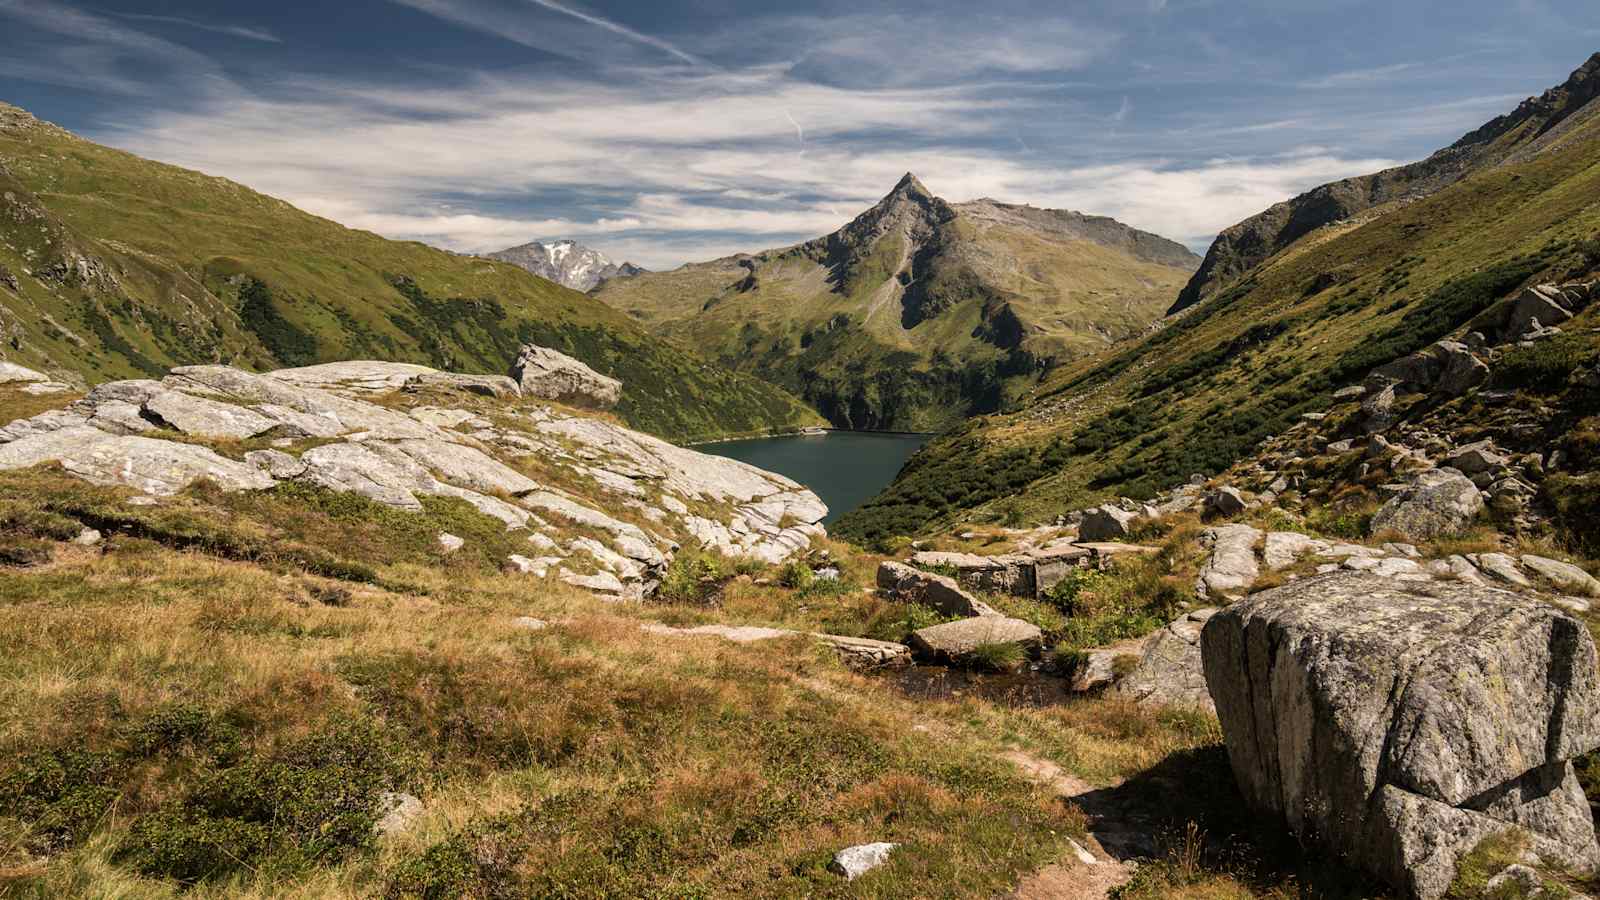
[1069, 744, 1392, 898]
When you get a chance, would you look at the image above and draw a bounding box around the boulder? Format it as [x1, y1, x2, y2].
[1369, 469, 1484, 541]
[1115, 609, 1217, 713]
[510, 344, 622, 409]
[1435, 345, 1489, 397]
[375, 792, 424, 836]
[1203, 486, 1247, 518]
[1506, 284, 1576, 340]
[407, 371, 521, 398]
[1263, 531, 1329, 571]
[909, 550, 1035, 598]
[0, 427, 275, 495]
[1197, 524, 1262, 600]
[144, 389, 279, 439]
[831, 842, 897, 880]
[1078, 504, 1138, 542]
[1362, 384, 1398, 434]
[812, 634, 913, 669]
[1200, 574, 1600, 900]
[1333, 385, 1368, 401]
[0, 362, 48, 384]
[907, 616, 1042, 663]
[1477, 552, 1532, 588]
[436, 532, 465, 554]
[876, 561, 997, 618]
[1442, 440, 1506, 475]
[1522, 555, 1600, 598]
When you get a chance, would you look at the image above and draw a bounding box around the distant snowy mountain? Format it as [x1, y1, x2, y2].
[487, 239, 644, 292]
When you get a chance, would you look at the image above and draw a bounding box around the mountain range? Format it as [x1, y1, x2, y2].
[486, 239, 644, 292]
[0, 102, 819, 443]
[838, 51, 1600, 543]
[595, 174, 1199, 431]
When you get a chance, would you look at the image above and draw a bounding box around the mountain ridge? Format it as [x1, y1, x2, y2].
[594, 173, 1199, 431]
[486, 239, 644, 292]
[1172, 51, 1600, 314]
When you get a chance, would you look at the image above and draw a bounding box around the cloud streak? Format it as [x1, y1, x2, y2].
[114, 12, 281, 43]
[522, 0, 705, 66]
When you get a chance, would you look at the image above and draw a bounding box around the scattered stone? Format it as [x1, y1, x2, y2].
[243, 448, 306, 479]
[1264, 532, 1329, 571]
[436, 533, 465, 554]
[73, 528, 102, 546]
[1381, 542, 1421, 558]
[560, 569, 626, 596]
[908, 616, 1042, 663]
[812, 634, 913, 669]
[1522, 555, 1600, 598]
[831, 842, 897, 880]
[1067, 838, 1098, 866]
[1443, 440, 1507, 475]
[1197, 524, 1262, 600]
[510, 344, 622, 409]
[1203, 486, 1247, 518]
[1116, 609, 1216, 713]
[1368, 468, 1484, 541]
[375, 792, 424, 836]
[1065, 642, 1143, 693]
[1477, 553, 1532, 588]
[505, 555, 562, 576]
[1079, 504, 1139, 541]
[1333, 385, 1367, 401]
[910, 550, 1035, 597]
[1362, 384, 1398, 434]
[1484, 864, 1542, 895]
[1436, 344, 1489, 397]
[877, 561, 997, 618]
[512, 617, 549, 630]
[1202, 574, 1600, 900]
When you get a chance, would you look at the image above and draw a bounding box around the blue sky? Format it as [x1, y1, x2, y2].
[1, 0, 1597, 269]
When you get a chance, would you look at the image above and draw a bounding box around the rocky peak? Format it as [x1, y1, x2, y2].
[487, 239, 645, 293]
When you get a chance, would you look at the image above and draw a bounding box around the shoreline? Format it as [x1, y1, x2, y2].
[684, 427, 937, 447]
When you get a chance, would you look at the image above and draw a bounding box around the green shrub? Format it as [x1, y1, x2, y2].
[1544, 474, 1600, 556]
[1495, 334, 1598, 392]
[967, 642, 1026, 672]
[657, 551, 725, 604]
[778, 561, 815, 590]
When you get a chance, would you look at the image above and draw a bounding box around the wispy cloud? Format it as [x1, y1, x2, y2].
[0, 0, 233, 96]
[1300, 61, 1422, 89]
[388, 0, 706, 67]
[114, 12, 281, 44]
[523, 0, 705, 66]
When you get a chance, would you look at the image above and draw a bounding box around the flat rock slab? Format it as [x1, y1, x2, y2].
[877, 561, 997, 617]
[1201, 573, 1600, 900]
[640, 622, 911, 668]
[0, 427, 275, 495]
[908, 616, 1042, 662]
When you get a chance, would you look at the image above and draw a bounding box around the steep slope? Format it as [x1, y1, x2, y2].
[838, 63, 1600, 545]
[595, 174, 1199, 432]
[1173, 51, 1600, 313]
[0, 102, 820, 443]
[486, 239, 644, 292]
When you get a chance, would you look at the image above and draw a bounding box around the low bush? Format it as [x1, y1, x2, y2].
[1495, 333, 1598, 392]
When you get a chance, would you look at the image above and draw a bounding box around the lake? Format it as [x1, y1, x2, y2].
[700, 432, 928, 524]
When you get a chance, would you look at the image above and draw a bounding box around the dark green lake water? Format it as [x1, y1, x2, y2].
[701, 432, 928, 524]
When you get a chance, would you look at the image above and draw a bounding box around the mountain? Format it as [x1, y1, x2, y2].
[838, 53, 1600, 544]
[486, 239, 644, 292]
[595, 173, 1200, 432]
[0, 102, 820, 442]
[1173, 51, 1600, 313]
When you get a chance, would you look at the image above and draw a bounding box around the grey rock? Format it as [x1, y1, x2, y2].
[1435, 345, 1489, 397]
[1507, 284, 1575, 340]
[560, 569, 626, 595]
[1203, 486, 1248, 518]
[1478, 552, 1533, 588]
[375, 792, 424, 836]
[1522, 555, 1600, 598]
[0, 361, 47, 384]
[1197, 524, 1262, 600]
[1362, 383, 1398, 434]
[1116, 609, 1217, 713]
[1485, 864, 1542, 895]
[1079, 504, 1139, 541]
[1443, 440, 1507, 475]
[85, 400, 156, 436]
[73, 528, 102, 546]
[512, 617, 549, 630]
[506, 555, 563, 576]
[811, 634, 913, 669]
[510, 344, 622, 409]
[1201, 574, 1600, 900]
[1264, 532, 1330, 571]
[1333, 385, 1367, 401]
[907, 616, 1042, 662]
[243, 449, 306, 479]
[297, 442, 432, 510]
[831, 842, 897, 880]
[877, 561, 997, 618]
[1369, 469, 1484, 541]
[0, 427, 275, 495]
[436, 532, 465, 554]
[1327, 439, 1355, 455]
[143, 389, 278, 439]
[406, 371, 521, 398]
[909, 550, 1036, 598]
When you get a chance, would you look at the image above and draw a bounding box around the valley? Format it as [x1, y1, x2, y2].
[2, 10, 1600, 900]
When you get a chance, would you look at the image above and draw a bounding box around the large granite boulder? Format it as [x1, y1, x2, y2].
[876, 562, 997, 618]
[1114, 608, 1217, 713]
[907, 616, 1042, 663]
[509, 344, 621, 409]
[1201, 574, 1600, 900]
[0, 361, 48, 384]
[1079, 505, 1138, 542]
[1369, 468, 1484, 541]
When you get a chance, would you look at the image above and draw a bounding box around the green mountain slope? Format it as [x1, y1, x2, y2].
[0, 102, 822, 443]
[595, 174, 1199, 432]
[837, 61, 1600, 545]
[1172, 51, 1600, 313]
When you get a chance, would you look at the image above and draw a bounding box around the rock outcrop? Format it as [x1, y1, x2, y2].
[907, 616, 1043, 663]
[1114, 609, 1217, 713]
[1369, 468, 1484, 541]
[877, 561, 998, 617]
[0, 360, 827, 594]
[509, 344, 622, 409]
[1201, 574, 1600, 899]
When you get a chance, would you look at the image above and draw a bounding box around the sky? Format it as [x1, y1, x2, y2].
[1, 1, 1598, 270]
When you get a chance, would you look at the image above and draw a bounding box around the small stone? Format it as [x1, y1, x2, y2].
[1522, 555, 1600, 598]
[375, 792, 424, 836]
[72, 528, 102, 546]
[512, 617, 549, 630]
[1067, 838, 1098, 866]
[1478, 552, 1532, 588]
[437, 532, 465, 554]
[831, 842, 897, 880]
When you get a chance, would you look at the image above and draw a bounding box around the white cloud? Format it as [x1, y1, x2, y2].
[0, 0, 234, 96]
[115, 12, 280, 43]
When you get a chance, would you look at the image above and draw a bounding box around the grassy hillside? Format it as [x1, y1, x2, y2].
[837, 88, 1600, 545]
[0, 102, 822, 443]
[596, 177, 1197, 432]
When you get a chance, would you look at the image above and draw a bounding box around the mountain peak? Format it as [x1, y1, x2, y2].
[890, 172, 932, 199]
[487, 239, 645, 292]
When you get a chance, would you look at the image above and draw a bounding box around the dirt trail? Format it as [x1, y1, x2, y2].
[1001, 750, 1138, 900]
